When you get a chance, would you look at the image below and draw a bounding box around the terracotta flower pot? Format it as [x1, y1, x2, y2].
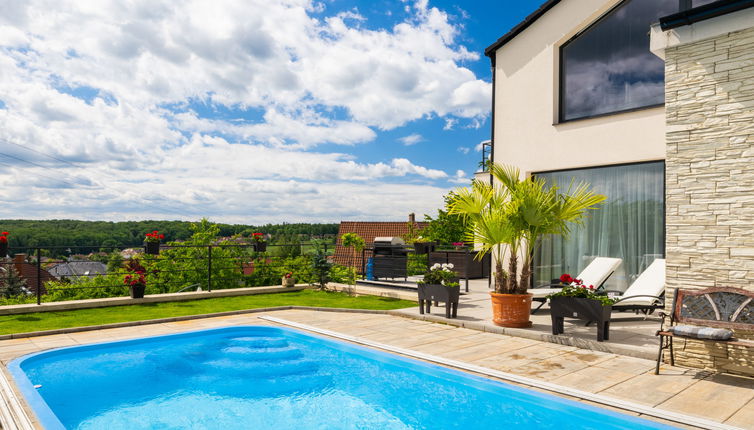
[490, 292, 533, 328]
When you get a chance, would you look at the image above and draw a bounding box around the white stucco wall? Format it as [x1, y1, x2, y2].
[491, 0, 666, 175]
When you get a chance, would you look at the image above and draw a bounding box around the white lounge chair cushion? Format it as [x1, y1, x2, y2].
[529, 288, 563, 299]
[614, 259, 665, 306]
[577, 257, 622, 288]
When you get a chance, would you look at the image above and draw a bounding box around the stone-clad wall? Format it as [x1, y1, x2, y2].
[664, 26, 754, 376]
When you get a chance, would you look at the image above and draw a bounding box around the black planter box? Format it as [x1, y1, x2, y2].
[253, 242, 267, 252]
[418, 283, 460, 318]
[413, 242, 435, 255]
[144, 241, 160, 255]
[550, 297, 612, 341]
[0, 242, 7, 257]
[428, 251, 490, 279]
[130, 285, 146, 299]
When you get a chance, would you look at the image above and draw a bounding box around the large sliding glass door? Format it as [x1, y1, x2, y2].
[533, 162, 664, 292]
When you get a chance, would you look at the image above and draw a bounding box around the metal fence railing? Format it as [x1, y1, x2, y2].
[0, 242, 333, 305]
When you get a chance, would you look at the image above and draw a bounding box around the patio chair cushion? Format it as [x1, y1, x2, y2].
[529, 288, 563, 299]
[578, 257, 622, 288]
[669, 324, 733, 340]
[612, 259, 665, 306]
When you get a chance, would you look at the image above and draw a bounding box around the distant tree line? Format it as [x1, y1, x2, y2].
[0, 219, 339, 256]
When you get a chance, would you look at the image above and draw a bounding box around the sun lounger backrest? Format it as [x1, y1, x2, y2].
[577, 257, 622, 288]
[623, 258, 665, 297]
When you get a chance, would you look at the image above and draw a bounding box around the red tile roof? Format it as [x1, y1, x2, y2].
[0, 255, 55, 295]
[333, 221, 428, 272]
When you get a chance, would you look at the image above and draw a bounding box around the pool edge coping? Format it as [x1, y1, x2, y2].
[259, 315, 743, 430]
[0, 306, 657, 360]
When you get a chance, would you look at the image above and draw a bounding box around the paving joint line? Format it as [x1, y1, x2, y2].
[259, 315, 743, 430]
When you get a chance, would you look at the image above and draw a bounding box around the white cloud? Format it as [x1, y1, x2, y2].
[447, 169, 469, 184]
[474, 140, 490, 152]
[398, 134, 424, 146]
[0, 0, 490, 222]
[457, 146, 470, 155]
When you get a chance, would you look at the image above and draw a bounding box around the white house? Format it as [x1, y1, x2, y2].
[485, 0, 754, 375]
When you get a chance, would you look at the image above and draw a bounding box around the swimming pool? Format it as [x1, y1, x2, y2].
[9, 326, 674, 429]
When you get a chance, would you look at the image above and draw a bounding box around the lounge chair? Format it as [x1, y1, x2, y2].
[608, 258, 665, 315]
[529, 257, 623, 314]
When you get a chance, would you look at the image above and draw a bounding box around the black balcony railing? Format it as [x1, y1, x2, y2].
[0, 242, 334, 306]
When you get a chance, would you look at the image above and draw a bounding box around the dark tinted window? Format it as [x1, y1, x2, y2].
[560, 0, 678, 121]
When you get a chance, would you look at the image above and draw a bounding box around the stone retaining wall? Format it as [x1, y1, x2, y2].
[664, 25, 754, 376]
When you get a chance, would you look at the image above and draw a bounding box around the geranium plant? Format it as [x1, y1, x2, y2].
[546, 274, 616, 306]
[251, 232, 266, 243]
[123, 259, 147, 287]
[418, 263, 459, 287]
[144, 230, 165, 243]
[284, 272, 293, 279]
[0, 231, 8, 243]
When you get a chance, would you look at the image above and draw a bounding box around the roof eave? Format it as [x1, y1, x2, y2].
[659, 0, 754, 30]
[484, 0, 561, 58]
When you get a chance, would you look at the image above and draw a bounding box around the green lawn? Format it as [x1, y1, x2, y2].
[0, 290, 416, 336]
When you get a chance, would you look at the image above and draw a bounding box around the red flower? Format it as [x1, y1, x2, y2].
[0, 237, 6, 243]
[559, 273, 572, 284]
[589, 285, 594, 289]
[159, 234, 165, 239]
[1, 232, 8, 235]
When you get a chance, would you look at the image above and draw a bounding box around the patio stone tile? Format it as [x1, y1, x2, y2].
[0, 345, 42, 363]
[599, 368, 703, 406]
[439, 339, 531, 362]
[552, 364, 640, 393]
[508, 353, 595, 379]
[0, 338, 36, 346]
[592, 355, 656, 374]
[410, 339, 491, 356]
[471, 343, 571, 371]
[372, 331, 457, 349]
[657, 374, 754, 423]
[29, 335, 78, 350]
[725, 397, 754, 430]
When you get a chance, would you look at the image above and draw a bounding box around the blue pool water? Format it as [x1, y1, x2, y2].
[10, 326, 674, 429]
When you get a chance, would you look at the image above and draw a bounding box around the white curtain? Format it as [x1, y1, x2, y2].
[533, 162, 664, 292]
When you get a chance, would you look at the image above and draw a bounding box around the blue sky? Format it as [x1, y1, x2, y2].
[0, 0, 543, 223]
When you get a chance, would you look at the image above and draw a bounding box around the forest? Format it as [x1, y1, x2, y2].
[0, 219, 338, 253]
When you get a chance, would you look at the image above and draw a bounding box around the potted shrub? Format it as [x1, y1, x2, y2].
[144, 230, 164, 255]
[547, 274, 617, 341]
[251, 232, 267, 252]
[417, 263, 460, 318]
[0, 231, 8, 257]
[123, 258, 147, 298]
[450, 164, 605, 328]
[282, 272, 295, 287]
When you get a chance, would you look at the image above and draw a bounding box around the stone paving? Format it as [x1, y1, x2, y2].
[348, 278, 662, 359]
[1, 308, 752, 429]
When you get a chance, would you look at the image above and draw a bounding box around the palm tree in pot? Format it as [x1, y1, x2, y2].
[450, 164, 605, 327]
